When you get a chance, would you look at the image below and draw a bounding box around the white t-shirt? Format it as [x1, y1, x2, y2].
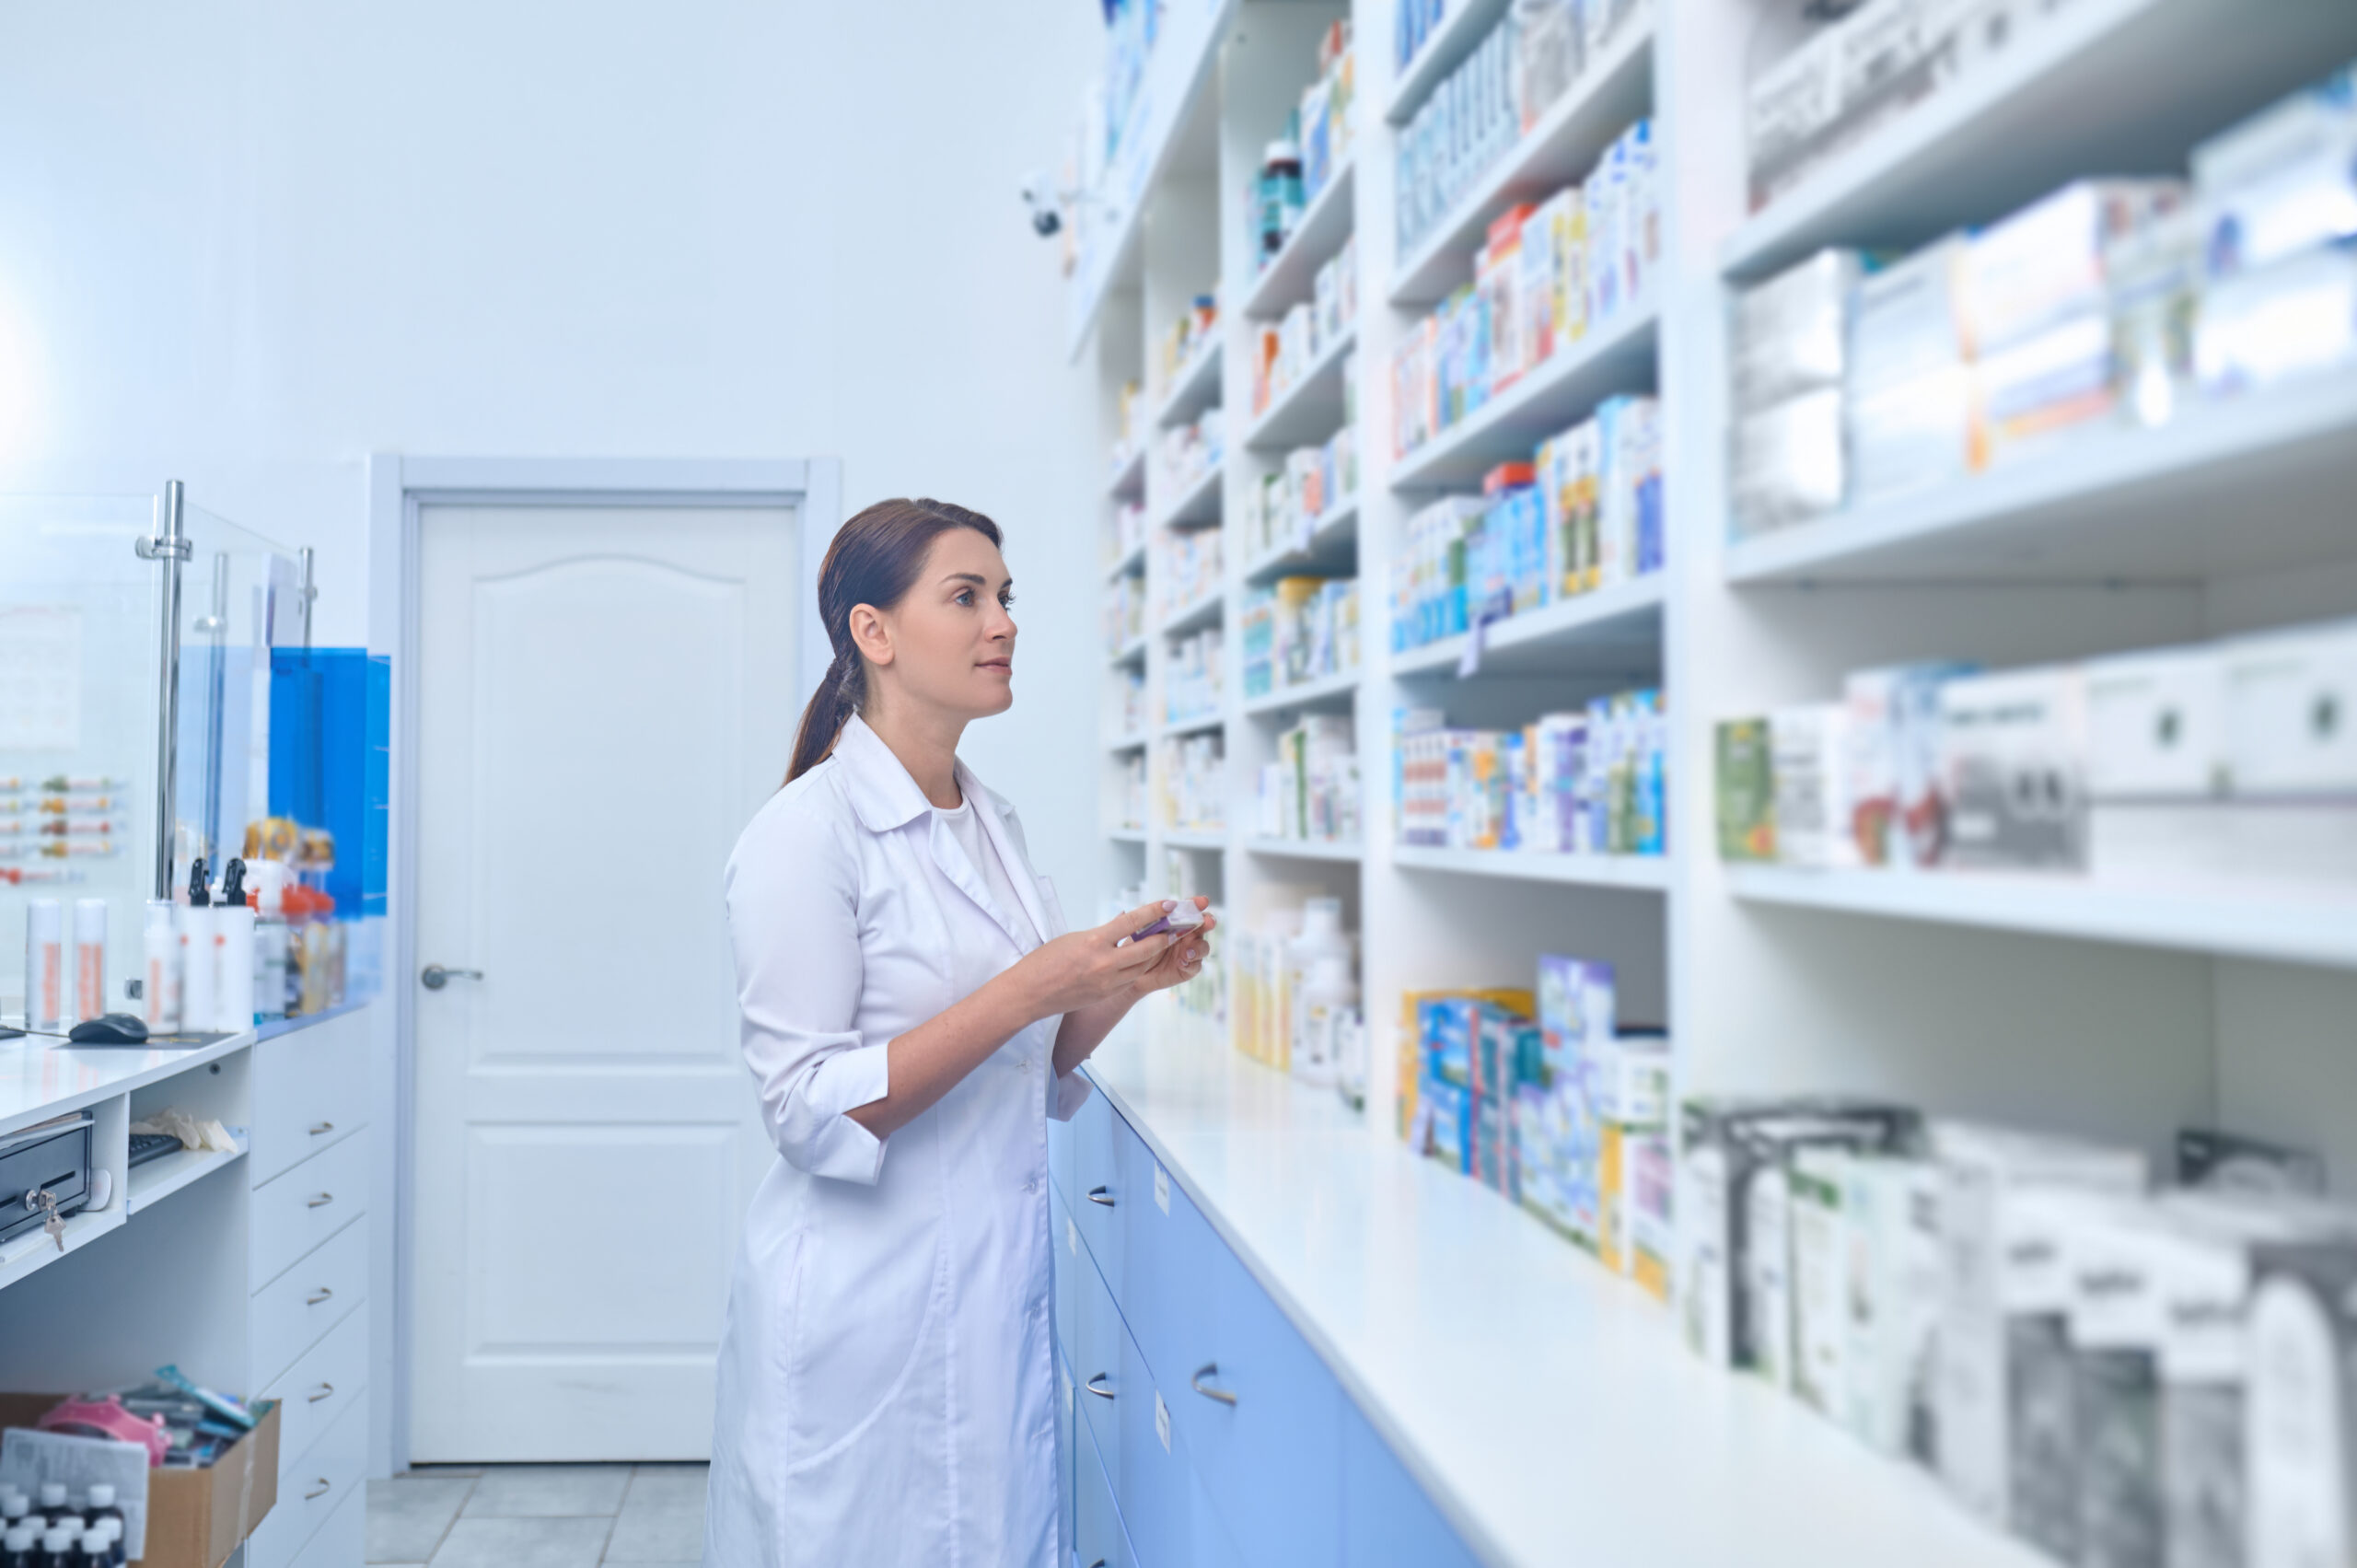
[934, 796, 1040, 952]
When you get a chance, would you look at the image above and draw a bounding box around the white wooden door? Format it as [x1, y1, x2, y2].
[411, 502, 795, 1461]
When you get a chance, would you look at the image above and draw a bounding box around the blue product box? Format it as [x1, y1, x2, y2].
[1424, 1075, 1472, 1174]
[1421, 995, 1480, 1088]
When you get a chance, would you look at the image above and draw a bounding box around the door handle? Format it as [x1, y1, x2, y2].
[308, 1121, 334, 1137]
[1086, 1185, 1115, 1207]
[421, 964, 483, 991]
[303, 1478, 331, 1501]
[308, 1382, 334, 1403]
[1084, 1373, 1114, 1400]
[307, 1192, 334, 1209]
[1190, 1363, 1238, 1407]
[307, 1286, 333, 1306]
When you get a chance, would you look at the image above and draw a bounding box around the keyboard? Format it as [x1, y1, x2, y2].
[128, 1132, 181, 1169]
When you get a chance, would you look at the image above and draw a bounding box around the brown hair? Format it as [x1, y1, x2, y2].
[786, 496, 1004, 784]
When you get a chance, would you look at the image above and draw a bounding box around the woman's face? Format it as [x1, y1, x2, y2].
[857, 528, 1017, 723]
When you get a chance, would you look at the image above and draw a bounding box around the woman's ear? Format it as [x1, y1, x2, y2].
[847, 602, 894, 668]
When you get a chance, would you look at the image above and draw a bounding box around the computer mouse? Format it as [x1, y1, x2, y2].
[68, 1013, 150, 1045]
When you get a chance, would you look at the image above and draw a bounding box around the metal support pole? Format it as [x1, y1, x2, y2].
[135, 480, 191, 900]
[298, 545, 317, 649]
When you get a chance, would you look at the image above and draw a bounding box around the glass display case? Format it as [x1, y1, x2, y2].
[2, 482, 385, 1030]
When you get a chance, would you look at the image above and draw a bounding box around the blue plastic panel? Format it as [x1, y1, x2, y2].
[1340, 1406, 1482, 1568]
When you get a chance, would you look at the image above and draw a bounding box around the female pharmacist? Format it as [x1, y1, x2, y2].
[704, 497, 1213, 1566]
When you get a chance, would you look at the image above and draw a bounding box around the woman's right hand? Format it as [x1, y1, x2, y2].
[1011, 900, 1195, 1018]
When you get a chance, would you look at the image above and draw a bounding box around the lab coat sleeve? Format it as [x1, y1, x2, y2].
[998, 801, 1093, 1124]
[726, 789, 891, 1184]
[1050, 1067, 1092, 1121]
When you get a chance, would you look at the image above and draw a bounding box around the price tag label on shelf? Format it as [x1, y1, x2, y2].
[1154, 1163, 1170, 1214]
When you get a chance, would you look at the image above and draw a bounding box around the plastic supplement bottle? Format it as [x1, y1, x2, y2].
[31, 1490, 67, 1534]
[0, 1525, 33, 1568]
[33, 1527, 74, 1568]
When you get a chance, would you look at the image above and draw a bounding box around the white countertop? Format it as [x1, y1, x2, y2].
[0, 1029, 256, 1137]
[1083, 1019, 2044, 1568]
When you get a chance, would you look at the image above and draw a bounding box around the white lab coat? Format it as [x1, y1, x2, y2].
[703, 714, 1088, 1568]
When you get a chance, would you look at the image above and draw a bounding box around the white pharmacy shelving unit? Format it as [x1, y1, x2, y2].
[1062, 0, 2357, 1562]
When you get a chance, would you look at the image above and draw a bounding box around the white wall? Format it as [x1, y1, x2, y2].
[0, 0, 1102, 861]
[0, 0, 1109, 1471]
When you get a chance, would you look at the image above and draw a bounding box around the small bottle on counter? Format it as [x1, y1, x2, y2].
[72, 1533, 106, 1568]
[33, 1527, 75, 1568]
[0, 1494, 26, 1534]
[78, 1493, 118, 1559]
[94, 1519, 123, 1568]
[0, 1523, 33, 1568]
[31, 1489, 67, 1533]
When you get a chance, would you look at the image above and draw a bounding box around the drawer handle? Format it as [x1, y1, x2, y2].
[307, 1286, 334, 1306]
[1190, 1363, 1238, 1407]
[1086, 1185, 1115, 1208]
[307, 1191, 334, 1209]
[308, 1382, 334, 1403]
[1084, 1373, 1114, 1400]
[304, 1478, 331, 1501]
[308, 1121, 334, 1137]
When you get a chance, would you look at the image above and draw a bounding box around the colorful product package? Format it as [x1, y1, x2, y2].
[1844, 660, 1979, 867]
[1715, 718, 1776, 862]
[1770, 702, 1854, 868]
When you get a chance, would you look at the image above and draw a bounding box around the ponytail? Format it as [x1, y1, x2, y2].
[786, 497, 1004, 784]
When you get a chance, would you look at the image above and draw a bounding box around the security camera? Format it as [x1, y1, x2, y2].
[1021, 170, 1062, 238]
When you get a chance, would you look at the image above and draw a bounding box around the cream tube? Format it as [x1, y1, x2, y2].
[72, 899, 107, 1021]
[22, 899, 63, 1030]
[143, 900, 181, 1031]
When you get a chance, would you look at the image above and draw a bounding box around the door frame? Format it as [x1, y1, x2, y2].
[364, 455, 839, 1475]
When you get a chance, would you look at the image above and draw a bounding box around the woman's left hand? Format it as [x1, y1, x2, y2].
[1127, 898, 1215, 997]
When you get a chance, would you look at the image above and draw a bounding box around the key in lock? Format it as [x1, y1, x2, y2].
[25, 1186, 66, 1252]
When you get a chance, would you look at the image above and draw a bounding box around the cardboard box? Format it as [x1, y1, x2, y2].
[1960, 179, 2185, 356]
[2192, 61, 2357, 280]
[2221, 621, 2357, 884]
[0, 1395, 279, 1568]
[1731, 387, 1845, 537]
[1932, 1122, 2147, 1532]
[2247, 1239, 2357, 1568]
[1939, 665, 2090, 871]
[1771, 703, 1856, 868]
[1846, 661, 1979, 867]
[2085, 645, 2229, 882]
[1840, 1155, 1943, 1460]
[1733, 249, 1862, 411]
[1715, 718, 1776, 862]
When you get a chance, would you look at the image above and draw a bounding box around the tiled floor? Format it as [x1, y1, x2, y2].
[366, 1463, 705, 1568]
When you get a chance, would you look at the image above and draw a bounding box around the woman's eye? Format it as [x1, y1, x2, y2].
[955, 590, 974, 607]
[1000, 594, 1016, 610]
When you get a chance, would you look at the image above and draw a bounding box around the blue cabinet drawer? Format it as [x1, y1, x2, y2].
[1181, 1242, 1344, 1568]
[1074, 1229, 1128, 1504]
[1340, 1407, 1482, 1567]
[1076, 1413, 1137, 1568]
[1114, 1116, 1218, 1393]
[1073, 1088, 1126, 1288]
[1051, 1182, 1081, 1367]
[1050, 1101, 1074, 1203]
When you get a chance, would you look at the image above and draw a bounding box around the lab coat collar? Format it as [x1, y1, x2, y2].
[831, 714, 1050, 951]
[831, 714, 932, 833]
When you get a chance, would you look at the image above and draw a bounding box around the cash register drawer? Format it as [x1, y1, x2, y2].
[0, 1117, 91, 1246]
